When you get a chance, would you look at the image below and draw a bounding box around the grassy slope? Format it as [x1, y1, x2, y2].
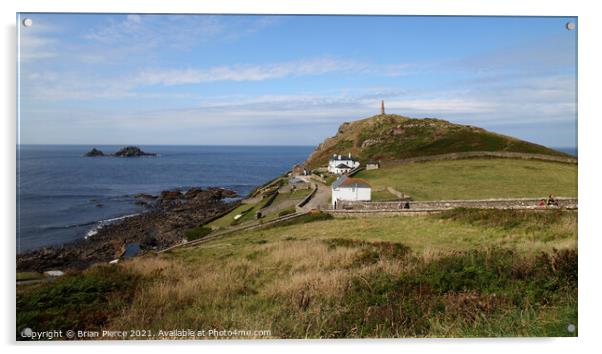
[18, 210, 577, 339]
[371, 189, 399, 201]
[207, 188, 312, 230]
[354, 158, 577, 200]
[305, 114, 569, 169]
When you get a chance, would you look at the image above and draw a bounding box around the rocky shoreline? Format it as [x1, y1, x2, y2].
[16, 186, 239, 272]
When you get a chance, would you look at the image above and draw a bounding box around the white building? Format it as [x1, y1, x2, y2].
[331, 163, 352, 175]
[331, 176, 371, 208]
[328, 153, 360, 174]
[366, 160, 380, 170]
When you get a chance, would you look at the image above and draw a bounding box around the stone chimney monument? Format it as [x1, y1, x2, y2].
[381, 100, 385, 115]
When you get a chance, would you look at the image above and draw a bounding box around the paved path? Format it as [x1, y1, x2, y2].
[297, 176, 330, 211]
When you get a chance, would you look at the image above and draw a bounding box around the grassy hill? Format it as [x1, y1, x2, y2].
[354, 158, 577, 200]
[18, 209, 577, 338]
[305, 114, 570, 169]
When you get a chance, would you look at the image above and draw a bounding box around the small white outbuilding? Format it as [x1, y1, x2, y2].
[331, 176, 371, 208]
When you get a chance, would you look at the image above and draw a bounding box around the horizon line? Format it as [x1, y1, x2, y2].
[17, 143, 318, 147]
[16, 143, 578, 149]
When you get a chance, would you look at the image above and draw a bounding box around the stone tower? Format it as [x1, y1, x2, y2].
[381, 100, 385, 115]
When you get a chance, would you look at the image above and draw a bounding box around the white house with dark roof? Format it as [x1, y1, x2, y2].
[331, 175, 371, 208]
[328, 153, 360, 174]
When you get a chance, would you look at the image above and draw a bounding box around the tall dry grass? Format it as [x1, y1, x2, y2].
[108, 229, 576, 338]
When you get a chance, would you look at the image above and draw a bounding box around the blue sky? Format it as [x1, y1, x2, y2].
[18, 14, 577, 147]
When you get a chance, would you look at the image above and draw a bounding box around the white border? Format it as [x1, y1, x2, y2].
[2, 1, 601, 354]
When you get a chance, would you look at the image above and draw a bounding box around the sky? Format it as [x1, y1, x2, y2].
[17, 14, 577, 148]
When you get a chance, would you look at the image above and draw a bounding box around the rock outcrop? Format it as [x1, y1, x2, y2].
[16, 186, 239, 272]
[84, 148, 105, 157]
[112, 146, 157, 157]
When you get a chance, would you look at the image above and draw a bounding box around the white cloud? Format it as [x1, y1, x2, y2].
[18, 57, 418, 105]
[133, 57, 369, 86]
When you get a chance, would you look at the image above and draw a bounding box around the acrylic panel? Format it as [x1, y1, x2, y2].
[16, 13, 578, 340]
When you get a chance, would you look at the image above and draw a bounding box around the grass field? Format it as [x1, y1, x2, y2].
[17, 209, 577, 339]
[354, 158, 577, 200]
[371, 189, 399, 201]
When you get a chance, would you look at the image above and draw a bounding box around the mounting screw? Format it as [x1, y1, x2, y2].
[566, 22, 576, 31]
[22, 18, 33, 27]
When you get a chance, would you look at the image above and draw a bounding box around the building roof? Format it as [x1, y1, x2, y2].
[330, 154, 357, 162]
[289, 177, 306, 184]
[332, 176, 371, 189]
[336, 163, 351, 169]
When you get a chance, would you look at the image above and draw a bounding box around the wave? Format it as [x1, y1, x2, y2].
[85, 213, 140, 239]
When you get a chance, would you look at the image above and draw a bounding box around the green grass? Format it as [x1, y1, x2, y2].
[354, 158, 577, 200]
[142, 210, 577, 337]
[206, 204, 254, 229]
[264, 211, 333, 229]
[278, 207, 296, 217]
[16, 272, 44, 282]
[184, 226, 212, 241]
[371, 189, 399, 201]
[210, 188, 310, 229]
[306, 115, 569, 169]
[17, 266, 141, 340]
[271, 188, 310, 206]
[324, 175, 338, 186]
[17, 209, 577, 339]
[290, 188, 312, 198]
[196, 209, 577, 255]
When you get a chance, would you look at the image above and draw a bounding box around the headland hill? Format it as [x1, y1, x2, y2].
[17, 110, 578, 338]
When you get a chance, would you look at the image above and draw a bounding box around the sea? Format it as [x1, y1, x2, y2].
[16, 145, 314, 253]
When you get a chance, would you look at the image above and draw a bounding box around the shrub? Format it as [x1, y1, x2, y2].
[184, 226, 212, 241]
[319, 247, 577, 337]
[17, 266, 140, 340]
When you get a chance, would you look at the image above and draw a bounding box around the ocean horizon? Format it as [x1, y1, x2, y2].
[16, 144, 576, 253]
[16, 145, 314, 253]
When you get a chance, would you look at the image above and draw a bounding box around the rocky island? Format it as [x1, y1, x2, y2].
[84, 148, 105, 157]
[112, 146, 157, 157]
[84, 146, 157, 157]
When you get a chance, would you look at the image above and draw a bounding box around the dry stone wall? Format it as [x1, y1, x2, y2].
[335, 198, 578, 211]
[380, 151, 577, 168]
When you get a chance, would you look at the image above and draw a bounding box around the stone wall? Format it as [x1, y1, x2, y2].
[328, 210, 439, 218]
[335, 197, 578, 211]
[380, 151, 577, 168]
[296, 185, 318, 209]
